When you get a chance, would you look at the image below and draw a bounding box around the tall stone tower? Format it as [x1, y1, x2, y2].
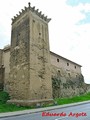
[8, 3, 53, 105]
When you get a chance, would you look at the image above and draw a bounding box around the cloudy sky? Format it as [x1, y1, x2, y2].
[0, 0, 90, 83]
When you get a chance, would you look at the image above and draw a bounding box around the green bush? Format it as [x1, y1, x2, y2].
[0, 91, 10, 103]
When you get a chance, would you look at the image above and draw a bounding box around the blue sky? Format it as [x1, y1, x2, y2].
[78, 11, 90, 24]
[67, 0, 90, 6]
[0, 0, 90, 83]
[67, 0, 90, 25]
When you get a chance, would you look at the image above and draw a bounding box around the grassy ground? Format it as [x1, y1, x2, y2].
[0, 103, 32, 113]
[0, 91, 90, 113]
[55, 92, 90, 105]
[0, 91, 32, 112]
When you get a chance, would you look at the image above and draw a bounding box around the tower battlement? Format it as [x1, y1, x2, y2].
[12, 2, 51, 24]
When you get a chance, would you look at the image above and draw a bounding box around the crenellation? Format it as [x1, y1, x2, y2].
[47, 18, 51, 22]
[41, 14, 44, 19]
[19, 11, 21, 15]
[36, 9, 39, 13]
[11, 18, 14, 21]
[16, 14, 19, 17]
[21, 9, 25, 13]
[12, 16, 16, 23]
[14, 16, 16, 19]
[38, 11, 42, 17]
[24, 6, 27, 11]
[44, 16, 47, 20]
[32, 6, 35, 11]
[11, 3, 51, 24]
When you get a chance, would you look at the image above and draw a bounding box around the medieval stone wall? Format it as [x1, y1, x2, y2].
[2, 46, 10, 91]
[1, 44, 90, 99]
[51, 65, 88, 98]
[50, 52, 90, 98]
[1, 45, 88, 97]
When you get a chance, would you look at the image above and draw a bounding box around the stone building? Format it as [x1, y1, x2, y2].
[50, 51, 81, 77]
[0, 3, 89, 105]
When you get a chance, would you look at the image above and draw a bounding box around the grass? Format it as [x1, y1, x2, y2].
[0, 91, 90, 113]
[0, 91, 33, 113]
[0, 103, 32, 113]
[55, 92, 90, 105]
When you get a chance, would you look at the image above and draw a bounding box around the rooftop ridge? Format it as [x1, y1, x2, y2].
[50, 51, 82, 67]
[12, 2, 51, 24]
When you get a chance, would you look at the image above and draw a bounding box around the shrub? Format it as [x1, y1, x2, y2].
[0, 91, 10, 103]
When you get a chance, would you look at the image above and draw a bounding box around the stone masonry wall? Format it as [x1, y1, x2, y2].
[51, 65, 88, 98]
[8, 13, 30, 99]
[2, 47, 10, 91]
[28, 11, 52, 100]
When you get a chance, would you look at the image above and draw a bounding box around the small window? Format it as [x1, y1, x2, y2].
[57, 58, 59, 62]
[39, 33, 41, 35]
[33, 20, 35, 22]
[75, 66, 76, 69]
[57, 70, 61, 76]
[58, 70, 60, 73]
[68, 73, 70, 77]
[67, 63, 69, 66]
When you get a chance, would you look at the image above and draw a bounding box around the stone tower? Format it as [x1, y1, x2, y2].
[8, 3, 53, 105]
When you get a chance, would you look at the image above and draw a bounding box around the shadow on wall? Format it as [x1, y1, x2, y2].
[0, 66, 5, 91]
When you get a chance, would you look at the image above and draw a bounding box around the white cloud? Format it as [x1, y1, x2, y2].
[49, 2, 90, 83]
[79, 3, 90, 12]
